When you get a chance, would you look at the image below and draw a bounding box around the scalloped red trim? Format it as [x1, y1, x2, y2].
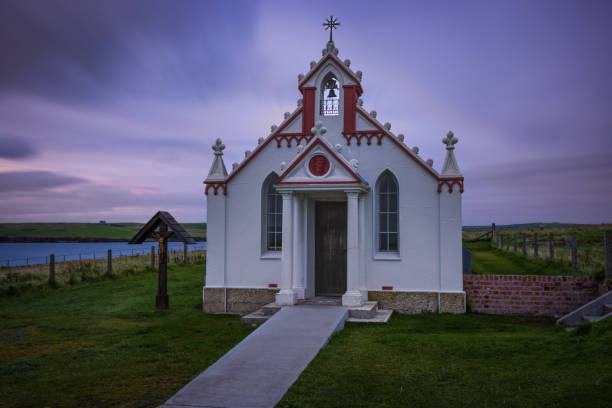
[275, 133, 314, 147]
[437, 179, 464, 193]
[343, 131, 384, 146]
[204, 183, 227, 196]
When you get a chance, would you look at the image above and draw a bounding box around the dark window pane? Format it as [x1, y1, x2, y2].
[379, 193, 387, 212]
[387, 177, 397, 192]
[379, 233, 388, 251]
[267, 233, 276, 250]
[388, 233, 398, 251]
[267, 214, 275, 232]
[276, 194, 282, 213]
[389, 213, 398, 232]
[388, 193, 398, 212]
[276, 232, 282, 250]
[275, 214, 283, 232]
[379, 213, 388, 233]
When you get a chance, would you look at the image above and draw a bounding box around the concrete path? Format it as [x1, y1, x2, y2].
[159, 306, 348, 408]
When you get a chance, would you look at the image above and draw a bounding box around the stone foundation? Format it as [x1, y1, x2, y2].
[368, 291, 466, 314]
[203, 288, 279, 315]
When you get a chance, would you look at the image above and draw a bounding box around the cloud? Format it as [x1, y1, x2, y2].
[0, 170, 86, 193]
[0, 134, 36, 159]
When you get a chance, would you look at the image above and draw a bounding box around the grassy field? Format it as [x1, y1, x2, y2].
[0, 264, 253, 408]
[0, 222, 207, 241]
[279, 314, 612, 408]
[464, 241, 577, 276]
[2, 263, 611, 407]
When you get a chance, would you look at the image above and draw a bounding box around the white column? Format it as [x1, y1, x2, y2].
[276, 192, 297, 305]
[358, 194, 367, 301]
[343, 191, 363, 306]
[292, 195, 305, 299]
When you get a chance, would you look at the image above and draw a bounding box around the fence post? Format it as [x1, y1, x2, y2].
[605, 230, 612, 280]
[107, 249, 112, 276]
[151, 246, 155, 269]
[184, 243, 188, 265]
[534, 234, 539, 258]
[500, 234, 504, 250]
[496, 231, 500, 247]
[491, 222, 496, 244]
[571, 232, 577, 274]
[513, 233, 517, 252]
[549, 233, 554, 260]
[521, 234, 526, 255]
[49, 254, 55, 285]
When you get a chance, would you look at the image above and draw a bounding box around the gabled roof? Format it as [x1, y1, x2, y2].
[129, 211, 196, 244]
[298, 52, 363, 95]
[277, 136, 366, 186]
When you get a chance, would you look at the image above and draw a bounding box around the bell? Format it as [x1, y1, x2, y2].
[328, 89, 337, 98]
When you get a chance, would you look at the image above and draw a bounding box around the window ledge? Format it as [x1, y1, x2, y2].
[260, 252, 281, 260]
[373, 252, 401, 261]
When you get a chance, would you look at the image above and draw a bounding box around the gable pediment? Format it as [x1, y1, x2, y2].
[277, 138, 363, 185]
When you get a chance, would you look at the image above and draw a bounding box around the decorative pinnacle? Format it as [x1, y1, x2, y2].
[443, 131, 458, 150]
[323, 15, 340, 42]
[311, 121, 327, 136]
[212, 138, 225, 156]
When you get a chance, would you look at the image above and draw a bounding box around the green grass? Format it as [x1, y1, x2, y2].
[464, 241, 577, 276]
[0, 222, 207, 241]
[0, 264, 252, 408]
[278, 313, 612, 408]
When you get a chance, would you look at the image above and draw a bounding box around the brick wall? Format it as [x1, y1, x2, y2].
[463, 274, 599, 317]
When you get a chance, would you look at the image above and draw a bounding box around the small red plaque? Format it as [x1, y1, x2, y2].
[382, 286, 393, 291]
[268, 283, 278, 288]
[308, 154, 330, 176]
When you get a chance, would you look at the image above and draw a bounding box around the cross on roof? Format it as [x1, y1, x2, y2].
[323, 15, 340, 42]
[443, 131, 458, 150]
[212, 138, 225, 156]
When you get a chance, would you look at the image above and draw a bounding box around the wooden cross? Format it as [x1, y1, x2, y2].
[323, 15, 340, 42]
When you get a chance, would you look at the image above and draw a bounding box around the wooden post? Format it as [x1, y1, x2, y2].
[492, 222, 496, 244]
[500, 234, 504, 250]
[184, 243, 188, 265]
[156, 224, 169, 309]
[534, 234, 539, 258]
[151, 246, 155, 269]
[513, 233, 517, 252]
[571, 232, 577, 274]
[605, 230, 612, 280]
[522, 234, 527, 255]
[49, 254, 55, 285]
[506, 234, 511, 251]
[549, 233, 554, 260]
[107, 249, 112, 276]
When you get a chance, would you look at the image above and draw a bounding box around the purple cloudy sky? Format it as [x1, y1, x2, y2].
[0, 0, 611, 225]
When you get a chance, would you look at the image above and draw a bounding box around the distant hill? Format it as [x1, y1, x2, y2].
[0, 223, 206, 242]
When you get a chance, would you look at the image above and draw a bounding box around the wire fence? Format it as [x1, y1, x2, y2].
[492, 230, 611, 277]
[0, 245, 206, 296]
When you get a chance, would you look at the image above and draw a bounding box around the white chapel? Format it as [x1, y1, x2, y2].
[203, 26, 465, 314]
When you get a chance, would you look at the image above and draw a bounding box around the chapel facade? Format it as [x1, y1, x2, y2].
[203, 36, 465, 314]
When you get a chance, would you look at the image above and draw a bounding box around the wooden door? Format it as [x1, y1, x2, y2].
[315, 201, 347, 296]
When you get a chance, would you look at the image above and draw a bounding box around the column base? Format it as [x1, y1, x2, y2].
[342, 291, 363, 307]
[293, 287, 306, 300]
[360, 288, 368, 302]
[275, 289, 297, 306]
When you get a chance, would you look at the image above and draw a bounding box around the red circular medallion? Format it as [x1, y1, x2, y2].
[308, 155, 330, 176]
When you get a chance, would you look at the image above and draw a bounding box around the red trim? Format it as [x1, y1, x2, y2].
[342, 131, 384, 146]
[275, 133, 314, 147]
[222, 107, 303, 185]
[343, 85, 357, 133]
[382, 286, 393, 291]
[354, 108, 442, 180]
[277, 181, 360, 185]
[438, 178, 464, 193]
[268, 283, 278, 288]
[299, 54, 363, 96]
[204, 183, 227, 196]
[276, 137, 362, 184]
[302, 87, 315, 134]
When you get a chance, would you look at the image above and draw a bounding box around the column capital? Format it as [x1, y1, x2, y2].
[281, 191, 294, 200]
[345, 191, 360, 199]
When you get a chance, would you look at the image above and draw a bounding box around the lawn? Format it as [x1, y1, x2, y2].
[278, 314, 612, 408]
[464, 240, 579, 276]
[2, 263, 611, 408]
[0, 264, 253, 408]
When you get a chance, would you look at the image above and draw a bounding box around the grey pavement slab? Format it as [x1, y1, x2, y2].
[159, 305, 348, 408]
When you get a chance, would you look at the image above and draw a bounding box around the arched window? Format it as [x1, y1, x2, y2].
[377, 171, 399, 252]
[320, 72, 339, 116]
[262, 174, 282, 251]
